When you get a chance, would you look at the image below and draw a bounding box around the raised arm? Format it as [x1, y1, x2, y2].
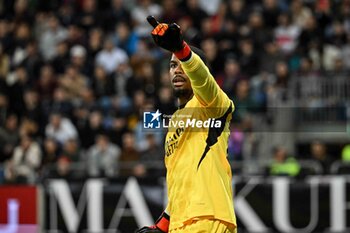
[180, 52, 219, 106]
[147, 16, 233, 112]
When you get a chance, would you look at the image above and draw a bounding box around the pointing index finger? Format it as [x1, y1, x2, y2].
[147, 15, 159, 28]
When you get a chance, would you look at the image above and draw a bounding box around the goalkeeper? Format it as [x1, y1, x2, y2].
[136, 16, 237, 233]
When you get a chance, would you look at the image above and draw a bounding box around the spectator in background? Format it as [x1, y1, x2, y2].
[70, 45, 91, 77]
[160, 0, 183, 23]
[87, 134, 121, 177]
[267, 62, 290, 108]
[19, 118, 39, 138]
[86, 28, 103, 64]
[155, 86, 176, 116]
[329, 55, 348, 77]
[239, 39, 260, 77]
[228, 126, 245, 161]
[290, 0, 312, 29]
[298, 15, 323, 56]
[114, 62, 133, 102]
[140, 133, 164, 176]
[198, 0, 221, 16]
[0, 43, 9, 80]
[273, 61, 290, 89]
[269, 146, 300, 176]
[216, 57, 245, 98]
[322, 43, 342, 72]
[310, 141, 333, 174]
[6, 66, 28, 116]
[12, 23, 32, 68]
[209, 1, 227, 34]
[5, 135, 42, 184]
[175, 16, 197, 44]
[75, 89, 97, 122]
[119, 131, 145, 177]
[314, 0, 332, 31]
[75, 0, 100, 32]
[12, 0, 34, 26]
[341, 1, 350, 34]
[266, 62, 291, 128]
[35, 64, 57, 102]
[262, 0, 281, 29]
[216, 19, 239, 54]
[91, 66, 115, 99]
[95, 37, 129, 74]
[112, 21, 139, 56]
[260, 41, 284, 73]
[0, 19, 12, 55]
[79, 110, 105, 149]
[183, 0, 208, 31]
[22, 40, 43, 82]
[22, 89, 43, 126]
[274, 13, 300, 55]
[0, 114, 20, 162]
[59, 65, 88, 102]
[326, 20, 347, 47]
[61, 139, 81, 162]
[51, 40, 70, 74]
[298, 57, 318, 77]
[127, 60, 156, 97]
[38, 14, 68, 61]
[45, 112, 78, 146]
[250, 71, 275, 110]
[131, 0, 162, 37]
[65, 24, 84, 48]
[103, 0, 131, 32]
[41, 137, 60, 167]
[295, 58, 322, 108]
[129, 38, 156, 66]
[191, 16, 213, 46]
[232, 79, 257, 122]
[140, 133, 163, 162]
[57, 2, 75, 27]
[200, 37, 224, 76]
[0, 94, 8, 125]
[50, 156, 73, 179]
[78, 87, 97, 111]
[45, 88, 73, 119]
[227, 0, 248, 26]
[108, 117, 128, 147]
[247, 11, 271, 52]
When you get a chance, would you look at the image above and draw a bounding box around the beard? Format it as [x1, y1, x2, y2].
[174, 88, 193, 99]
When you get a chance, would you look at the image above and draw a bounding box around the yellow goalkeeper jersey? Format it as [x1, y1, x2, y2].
[164, 53, 236, 230]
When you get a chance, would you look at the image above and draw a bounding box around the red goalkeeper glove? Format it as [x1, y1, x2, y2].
[135, 212, 170, 233]
[147, 16, 191, 61]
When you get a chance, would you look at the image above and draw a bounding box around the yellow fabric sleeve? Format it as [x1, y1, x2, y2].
[180, 52, 234, 118]
[180, 52, 218, 106]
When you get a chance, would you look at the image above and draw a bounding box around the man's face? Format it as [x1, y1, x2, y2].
[169, 54, 193, 98]
[50, 114, 61, 129]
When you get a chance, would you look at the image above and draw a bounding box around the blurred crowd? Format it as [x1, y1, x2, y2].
[0, 0, 350, 184]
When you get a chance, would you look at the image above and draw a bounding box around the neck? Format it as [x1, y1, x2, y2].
[177, 93, 193, 108]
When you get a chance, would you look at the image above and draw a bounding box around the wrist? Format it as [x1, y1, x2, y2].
[155, 212, 170, 232]
[174, 42, 191, 61]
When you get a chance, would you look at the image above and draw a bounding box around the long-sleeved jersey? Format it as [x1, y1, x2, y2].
[164, 52, 236, 230]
